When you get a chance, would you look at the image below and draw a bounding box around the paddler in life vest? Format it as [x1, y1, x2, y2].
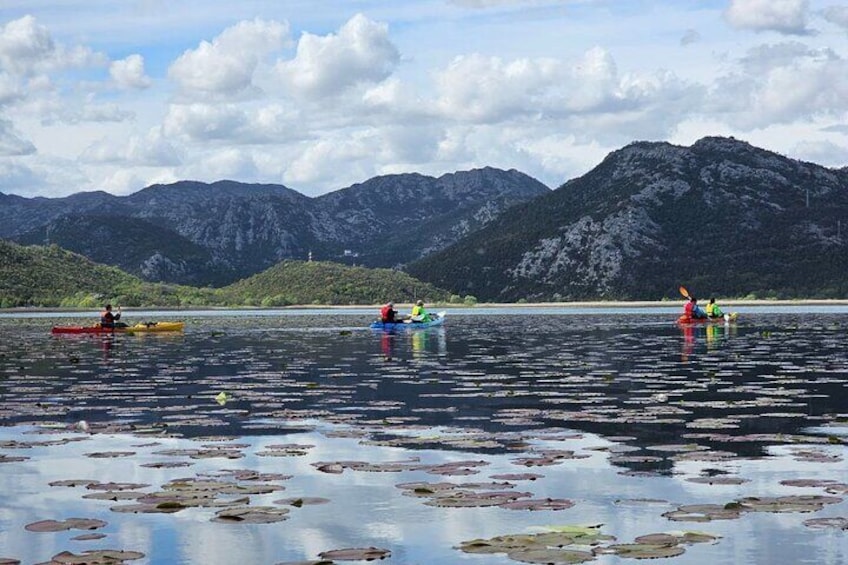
[683, 296, 707, 320]
[705, 297, 725, 318]
[410, 300, 433, 323]
[380, 301, 401, 323]
[100, 304, 127, 328]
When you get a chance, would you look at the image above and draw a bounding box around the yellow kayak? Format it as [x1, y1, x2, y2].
[52, 321, 185, 334]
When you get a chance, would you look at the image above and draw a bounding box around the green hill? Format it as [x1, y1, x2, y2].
[0, 241, 450, 308]
[0, 240, 215, 308]
[222, 260, 451, 306]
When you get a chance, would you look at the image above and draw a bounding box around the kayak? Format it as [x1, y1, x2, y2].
[51, 321, 185, 334]
[677, 312, 738, 324]
[370, 312, 446, 331]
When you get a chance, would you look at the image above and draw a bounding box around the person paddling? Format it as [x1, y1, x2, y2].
[410, 300, 433, 323]
[705, 297, 725, 319]
[380, 301, 402, 323]
[683, 296, 707, 320]
[100, 304, 127, 329]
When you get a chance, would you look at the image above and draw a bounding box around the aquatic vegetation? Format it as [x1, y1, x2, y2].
[25, 518, 107, 532]
[0, 311, 847, 563]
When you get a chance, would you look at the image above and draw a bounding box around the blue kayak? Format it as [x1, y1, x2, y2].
[369, 312, 446, 330]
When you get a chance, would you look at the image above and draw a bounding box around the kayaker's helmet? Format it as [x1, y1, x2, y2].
[416, 300, 424, 306]
[104, 304, 112, 310]
[388, 301, 394, 306]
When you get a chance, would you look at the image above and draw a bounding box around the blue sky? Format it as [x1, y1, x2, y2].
[1, 0, 847, 197]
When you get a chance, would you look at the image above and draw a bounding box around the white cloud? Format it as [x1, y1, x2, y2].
[179, 147, 259, 182]
[0, 15, 54, 75]
[822, 6, 848, 32]
[78, 102, 134, 123]
[284, 135, 374, 190]
[435, 53, 561, 122]
[707, 42, 848, 129]
[80, 130, 181, 167]
[169, 18, 290, 100]
[724, 0, 812, 35]
[792, 138, 848, 167]
[110, 54, 151, 90]
[0, 118, 36, 155]
[0, 154, 88, 196]
[0, 15, 104, 76]
[275, 13, 400, 100]
[447, 0, 549, 7]
[433, 47, 703, 144]
[163, 103, 250, 141]
[2, 2, 848, 199]
[162, 102, 302, 145]
[0, 73, 24, 106]
[680, 29, 701, 46]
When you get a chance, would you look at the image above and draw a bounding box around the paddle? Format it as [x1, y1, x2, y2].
[678, 286, 690, 299]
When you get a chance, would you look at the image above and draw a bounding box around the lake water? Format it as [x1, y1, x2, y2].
[0, 307, 846, 564]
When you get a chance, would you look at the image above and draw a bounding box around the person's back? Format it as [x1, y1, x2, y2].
[100, 304, 122, 328]
[685, 297, 707, 319]
[411, 300, 430, 322]
[380, 302, 398, 323]
[706, 298, 723, 318]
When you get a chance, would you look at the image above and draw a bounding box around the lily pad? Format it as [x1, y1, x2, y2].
[212, 505, 290, 524]
[596, 543, 685, 559]
[662, 504, 742, 522]
[274, 497, 331, 507]
[736, 495, 843, 513]
[507, 548, 595, 564]
[317, 547, 391, 561]
[71, 533, 108, 541]
[803, 517, 848, 530]
[490, 473, 544, 481]
[47, 549, 144, 563]
[25, 518, 107, 532]
[686, 476, 749, 485]
[499, 498, 576, 511]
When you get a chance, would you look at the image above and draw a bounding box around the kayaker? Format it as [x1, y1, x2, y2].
[380, 301, 402, 323]
[410, 300, 432, 323]
[705, 297, 725, 318]
[100, 304, 127, 328]
[683, 296, 707, 319]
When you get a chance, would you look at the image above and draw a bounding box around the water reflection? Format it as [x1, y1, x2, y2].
[679, 321, 738, 361]
[377, 327, 447, 361]
[0, 312, 847, 564]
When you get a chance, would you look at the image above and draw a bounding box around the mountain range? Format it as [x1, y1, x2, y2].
[408, 137, 848, 300]
[2, 168, 548, 286]
[2, 136, 847, 302]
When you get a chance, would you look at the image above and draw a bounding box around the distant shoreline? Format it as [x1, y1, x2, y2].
[3, 298, 848, 313]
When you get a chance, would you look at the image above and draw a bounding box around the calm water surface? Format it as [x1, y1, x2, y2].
[0, 308, 846, 564]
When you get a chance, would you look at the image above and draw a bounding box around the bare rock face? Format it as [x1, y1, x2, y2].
[408, 136, 848, 301]
[4, 169, 549, 286]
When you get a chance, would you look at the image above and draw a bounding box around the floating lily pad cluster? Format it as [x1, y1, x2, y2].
[663, 494, 844, 522]
[1, 312, 848, 564]
[457, 525, 720, 563]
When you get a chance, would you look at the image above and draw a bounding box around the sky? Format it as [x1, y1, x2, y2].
[0, 0, 847, 198]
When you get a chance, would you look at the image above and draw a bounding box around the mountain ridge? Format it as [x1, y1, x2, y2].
[4, 167, 549, 286]
[407, 137, 848, 300]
